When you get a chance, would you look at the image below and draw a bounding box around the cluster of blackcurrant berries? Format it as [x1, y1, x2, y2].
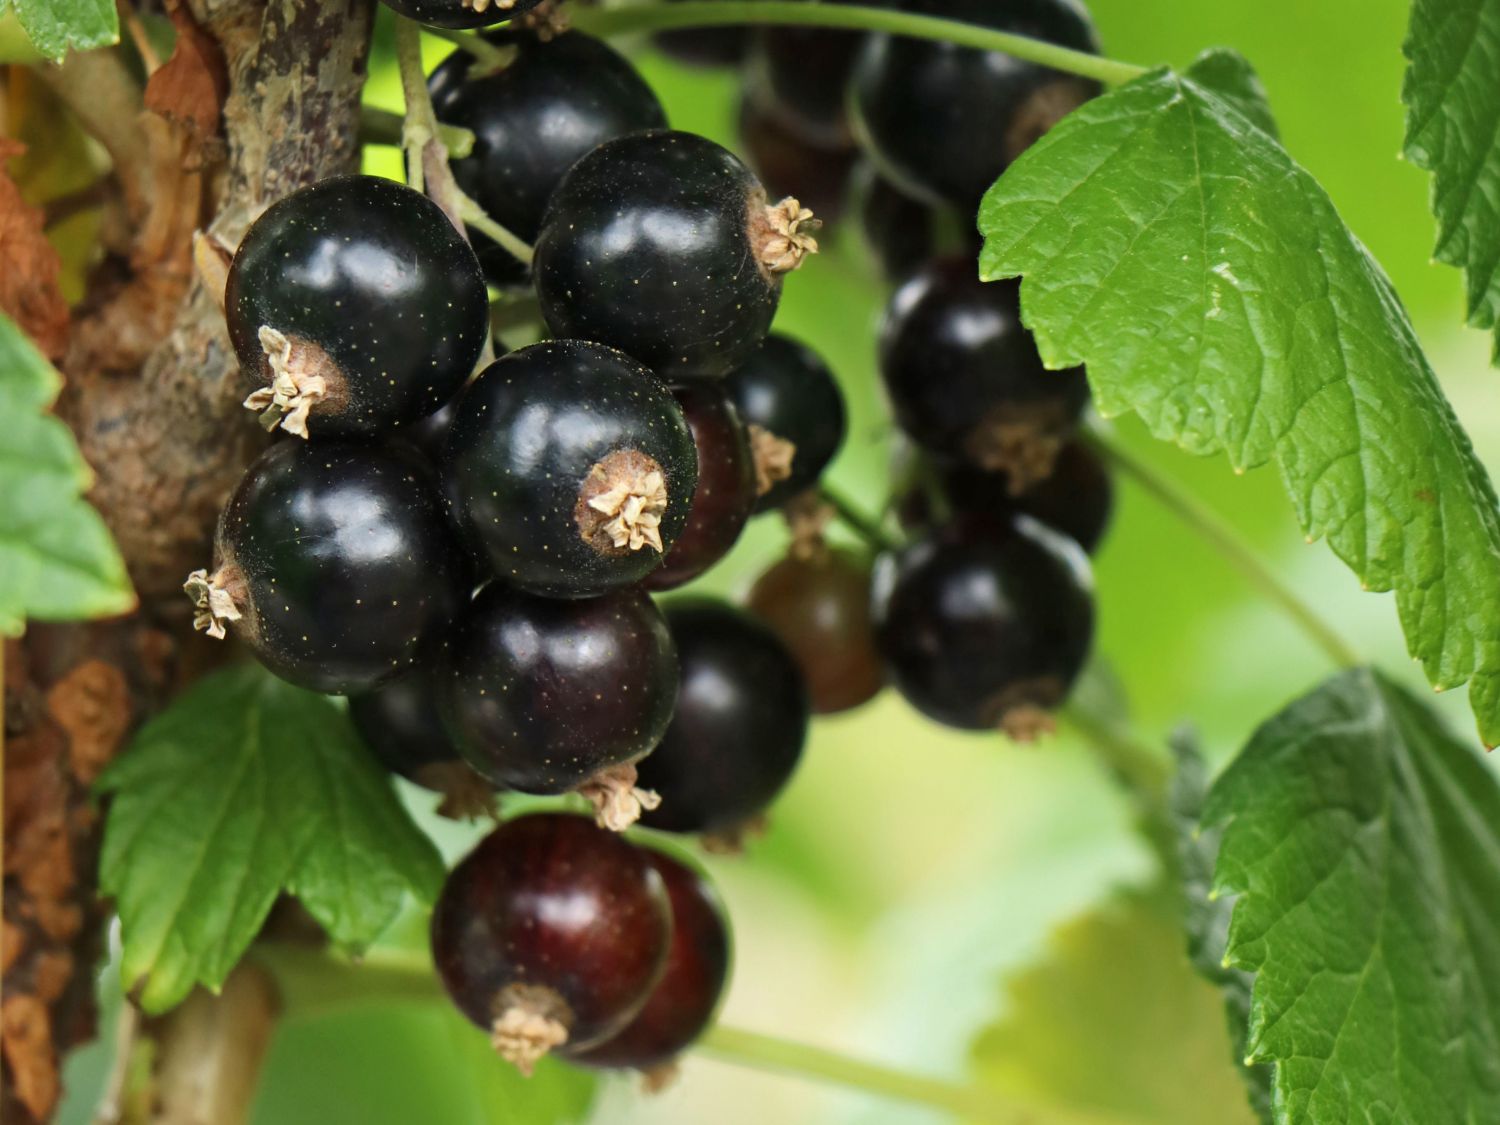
[182, 0, 1113, 1083]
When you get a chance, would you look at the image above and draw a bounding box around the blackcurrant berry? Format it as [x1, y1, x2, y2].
[572, 848, 731, 1072]
[880, 256, 1089, 489]
[872, 516, 1094, 737]
[431, 814, 672, 1073]
[645, 386, 757, 592]
[429, 31, 668, 287]
[439, 583, 678, 829]
[377, 0, 545, 30]
[653, 0, 751, 68]
[904, 440, 1114, 554]
[225, 175, 488, 438]
[349, 672, 495, 819]
[746, 7, 865, 151]
[444, 340, 698, 598]
[738, 93, 858, 227]
[184, 441, 466, 695]
[748, 545, 884, 714]
[851, 162, 938, 281]
[533, 131, 819, 379]
[636, 601, 809, 837]
[851, 0, 1102, 210]
[725, 333, 847, 512]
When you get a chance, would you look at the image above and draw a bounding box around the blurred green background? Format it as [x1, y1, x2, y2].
[58, 0, 1500, 1121]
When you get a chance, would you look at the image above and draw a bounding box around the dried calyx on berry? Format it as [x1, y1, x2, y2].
[444, 340, 698, 597]
[224, 176, 487, 439]
[185, 440, 467, 696]
[534, 130, 817, 379]
[376, 0, 548, 31]
[880, 257, 1089, 490]
[431, 815, 673, 1072]
[438, 584, 677, 830]
[726, 333, 847, 512]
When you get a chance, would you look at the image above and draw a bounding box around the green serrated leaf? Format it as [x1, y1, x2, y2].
[0, 311, 133, 635]
[978, 51, 1500, 747]
[1403, 0, 1500, 355]
[10, 0, 116, 59]
[1169, 730, 1272, 1123]
[1180, 48, 1279, 140]
[971, 885, 1257, 1125]
[1202, 667, 1500, 1122]
[98, 665, 446, 1014]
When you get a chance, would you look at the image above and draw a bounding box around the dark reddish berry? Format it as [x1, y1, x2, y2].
[645, 386, 757, 592]
[748, 546, 884, 714]
[443, 340, 698, 598]
[378, 0, 546, 29]
[438, 583, 678, 829]
[225, 176, 487, 438]
[349, 672, 495, 819]
[534, 131, 818, 379]
[429, 31, 668, 287]
[726, 333, 846, 512]
[636, 601, 809, 837]
[738, 93, 858, 226]
[872, 517, 1094, 736]
[851, 0, 1102, 209]
[573, 849, 731, 1071]
[185, 441, 466, 695]
[880, 257, 1088, 489]
[431, 814, 672, 1073]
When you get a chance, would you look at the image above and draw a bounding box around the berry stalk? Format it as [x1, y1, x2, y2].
[567, 2, 1151, 88]
[394, 16, 535, 265]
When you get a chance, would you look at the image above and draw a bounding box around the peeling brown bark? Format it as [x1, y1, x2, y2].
[1, 0, 373, 1119]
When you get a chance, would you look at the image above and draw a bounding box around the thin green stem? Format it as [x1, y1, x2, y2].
[820, 485, 900, 552]
[1086, 429, 1361, 670]
[360, 105, 474, 159]
[694, 1026, 1028, 1124]
[394, 17, 535, 265]
[568, 2, 1149, 87]
[254, 945, 1027, 1120]
[423, 25, 517, 73]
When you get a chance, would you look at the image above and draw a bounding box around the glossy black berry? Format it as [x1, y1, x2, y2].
[872, 517, 1094, 736]
[746, 5, 866, 150]
[225, 175, 488, 437]
[851, 0, 1102, 209]
[904, 440, 1114, 554]
[444, 340, 698, 598]
[573, 849, 731, 1071]
[653, 0, 750, 68]
[349, 672, 495, 818]
[439, 583, 678, 828]
[726, 333, 846, 511]
[186, 441, 466, 695]
[738, 93, 858, 226]
[880, 257, 1089, 489]
[378, 0, 546, 30]
[431, 814, 672, 1073]
[645, 386, 757, 592]
[748, 545, 884, 714]
[636, 601, 809, 837]
[429, 31, 668, 287]
[851, 162, 938, 281]
[534, 131, 818, 379]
